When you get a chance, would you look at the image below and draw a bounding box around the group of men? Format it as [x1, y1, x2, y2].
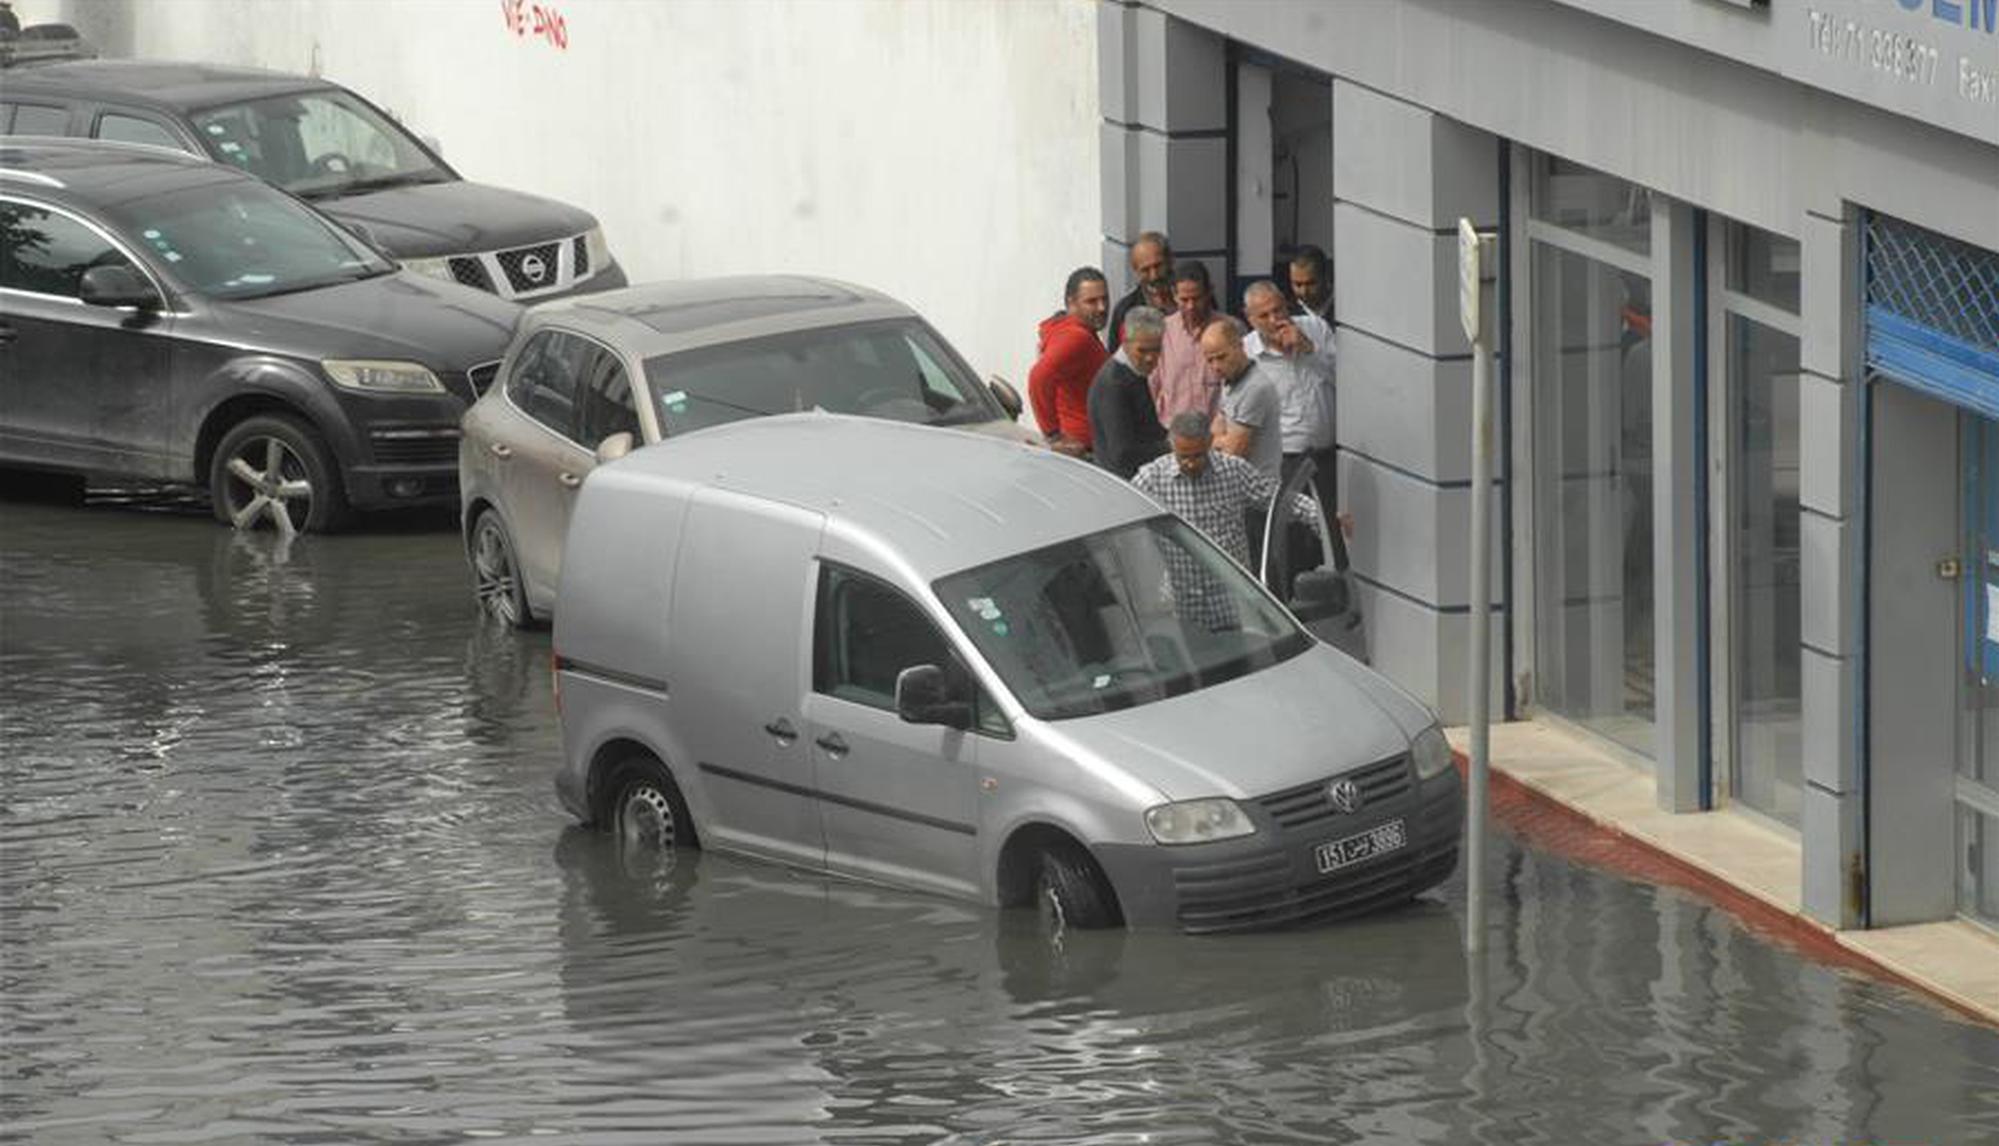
[1027, 232, 1341, 570]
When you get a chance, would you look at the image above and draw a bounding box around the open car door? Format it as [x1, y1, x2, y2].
[1258, 458, 1366, 661]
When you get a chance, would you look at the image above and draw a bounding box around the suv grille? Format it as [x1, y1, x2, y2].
[572, 234, 590, 277]
[1255, 754, 1412, 832]
[369, 430, 460, 466]
[496, 242, 562, 294]
[448, 257, 495, 292]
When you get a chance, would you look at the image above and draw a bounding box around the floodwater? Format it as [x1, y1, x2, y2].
[3, 494, 1997, 1146]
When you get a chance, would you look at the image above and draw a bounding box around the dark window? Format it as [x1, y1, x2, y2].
[6, 102, 72, 136]
[0, 201, 133, 298]
[505, 331, 584, 440]
[96, 113, 187, 152]
[573, 345, 639, 447]
[814, 565, 1007, 735]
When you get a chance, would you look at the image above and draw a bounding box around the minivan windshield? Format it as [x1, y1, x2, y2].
[101, 179, 393, 300]
[190, 89, 450, 200]
[934, 516, 1311, 721]
[642, 319, 1000, 435]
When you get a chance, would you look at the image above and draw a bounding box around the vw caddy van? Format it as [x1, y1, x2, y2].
[552, 414, 1460, 933]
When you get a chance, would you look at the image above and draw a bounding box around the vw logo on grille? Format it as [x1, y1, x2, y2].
[1326, 779, 1364, 814]
[520, 253, 548, 284]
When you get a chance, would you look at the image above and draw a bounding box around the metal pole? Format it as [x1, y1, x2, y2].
[1465, 295, 1493, 955]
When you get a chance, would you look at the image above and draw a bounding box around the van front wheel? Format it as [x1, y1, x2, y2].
[606, 758, 696, 852]
[1035, 844, 1119, 932]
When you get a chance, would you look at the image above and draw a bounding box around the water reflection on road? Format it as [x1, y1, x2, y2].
[2, 498, 1996, 1144]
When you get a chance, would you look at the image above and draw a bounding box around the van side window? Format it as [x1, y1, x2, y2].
[0, 201, 134, 299]
[505, 331, 584, 440]
[6, 102, 72, 136]
[814, 565, 1008, 735]
[573, 344, 639, 448]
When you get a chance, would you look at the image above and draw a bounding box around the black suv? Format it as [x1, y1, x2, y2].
[0, 59, 627, 301]
[0, 139, 520, 532]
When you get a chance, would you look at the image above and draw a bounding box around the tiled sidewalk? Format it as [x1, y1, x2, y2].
[1446, 720, 1999, 1027]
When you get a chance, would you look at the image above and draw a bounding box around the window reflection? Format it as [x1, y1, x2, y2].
[1730, 315, 1802, 824]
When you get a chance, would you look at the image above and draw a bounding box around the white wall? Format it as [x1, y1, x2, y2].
[35, 0, 1102, 389]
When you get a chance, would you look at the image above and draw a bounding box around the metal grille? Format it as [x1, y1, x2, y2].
[448, 256, 495, 293]
[572, 234, 590, 277]
[1866, 214, 1999, 356]
[496, 242, 562, 294]
[369, 432, 460, 466]
[1256, 753, 1412, 831]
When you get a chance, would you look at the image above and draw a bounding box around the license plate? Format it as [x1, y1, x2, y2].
[1314, 818, 1407, 875]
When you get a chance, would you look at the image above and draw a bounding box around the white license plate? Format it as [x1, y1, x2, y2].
[1314, 818, 1407, 875]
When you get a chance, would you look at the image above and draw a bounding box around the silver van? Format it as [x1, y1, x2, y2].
[552, 414, 1460, 933]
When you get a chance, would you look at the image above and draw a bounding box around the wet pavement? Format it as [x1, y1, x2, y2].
[3, 494, 1998, 1145]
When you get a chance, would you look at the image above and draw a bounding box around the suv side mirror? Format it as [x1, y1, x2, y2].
[895, 664, 972, 729]
[987, 376, 1023, 422]
[79, 265, 161, 310]
[594, 431, 634, 464]
[1289, 568, 1349, 623]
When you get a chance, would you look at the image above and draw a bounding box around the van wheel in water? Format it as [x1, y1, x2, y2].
[469, 511, 530, 627]
[1035, 844, 1119, 932]
[607, 758, 695, 852]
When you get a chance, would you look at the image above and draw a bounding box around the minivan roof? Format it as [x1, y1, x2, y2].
[530, 275, 913, 359]
[594, 413, 1161, 579]
[1, 58, 328, 109]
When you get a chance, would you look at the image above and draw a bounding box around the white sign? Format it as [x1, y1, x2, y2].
[1987, 583, 1999, 644]
[1458, 218, 1481, 345]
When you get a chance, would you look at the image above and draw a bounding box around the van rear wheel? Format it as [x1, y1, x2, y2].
[1035, 844, 1119, 933]
[605, 758, 695, 852]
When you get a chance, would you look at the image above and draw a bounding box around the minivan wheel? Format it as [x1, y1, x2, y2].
[1034, 845, 1119, 933]
[469, 512, 531, 627]
[607, 759, 695, 852]
[211, 414, 348, 534]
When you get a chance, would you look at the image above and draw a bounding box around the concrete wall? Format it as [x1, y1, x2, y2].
[32, 0, 1103, 395]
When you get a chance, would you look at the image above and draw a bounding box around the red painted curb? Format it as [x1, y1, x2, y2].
[1454, 751, 1993, 1026]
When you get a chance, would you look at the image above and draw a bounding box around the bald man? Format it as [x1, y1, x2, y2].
[1200, 317, 1282, 484]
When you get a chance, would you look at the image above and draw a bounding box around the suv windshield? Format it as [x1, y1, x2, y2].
[190, 89, 449, 200]
[101, 178, 392, 300]
[934, 516, 1311, 721]
[642, 319, 999, 435]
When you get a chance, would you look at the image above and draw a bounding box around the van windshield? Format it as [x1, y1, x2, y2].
[934, 516, 1311, 721]
[642, 319, 1000, 435]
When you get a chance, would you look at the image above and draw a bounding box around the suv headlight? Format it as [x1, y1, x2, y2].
[1144, 798, 1255, 845]
[583, 225, 610, 272]
[323, 359, 444, 395]
[399, 255, 456, 283]
[1411, 725, 1454, 781]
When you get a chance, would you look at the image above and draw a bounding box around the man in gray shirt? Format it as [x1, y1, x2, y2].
[1199, 317, 1283, 483]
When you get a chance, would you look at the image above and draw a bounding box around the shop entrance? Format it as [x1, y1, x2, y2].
[1957, 415, 1999, 928]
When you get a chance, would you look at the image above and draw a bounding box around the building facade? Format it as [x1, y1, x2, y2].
[1098, 0, 1999, 933]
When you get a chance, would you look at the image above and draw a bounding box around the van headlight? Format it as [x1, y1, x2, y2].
[323, 359, 444, 395]
[1145, 798, 1255, 845]
[1411, 725, 1454, 780]
[399, 255, 456, 283]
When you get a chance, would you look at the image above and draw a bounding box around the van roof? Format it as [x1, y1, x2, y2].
[593, 413, 1163, 579]
[528, 275, 912, 359]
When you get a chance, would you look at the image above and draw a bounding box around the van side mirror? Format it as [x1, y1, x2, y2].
[79, 265, 161, 310]
[594, 431, 634, 464]
[1289, 568, 1348, 622]
[987, 376, 1023, 422]
[895, 664, 972, 729]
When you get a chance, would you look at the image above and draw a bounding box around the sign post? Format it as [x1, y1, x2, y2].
[1459, 218, 1494, 955]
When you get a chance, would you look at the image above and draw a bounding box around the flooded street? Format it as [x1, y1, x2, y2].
[4, 497, 1998, 1145]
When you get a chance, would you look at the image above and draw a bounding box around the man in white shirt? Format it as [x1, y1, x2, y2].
[1243, 279, 1337, 515]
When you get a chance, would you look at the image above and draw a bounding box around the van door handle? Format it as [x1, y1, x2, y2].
[558, 471, 582, 489]
[763, 718, 798, 744]
[814, 732, 849, 759]
[487, 442, 512, 460]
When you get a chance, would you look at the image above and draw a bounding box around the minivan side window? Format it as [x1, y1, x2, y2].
[573, 345, 639, 448]
[814, 565, 1008, 736]
[0, 201, 135, 298]
[96, 113, 188, 152]
[505, 331, 584, 441]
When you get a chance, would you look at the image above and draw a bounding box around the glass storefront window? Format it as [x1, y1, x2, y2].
[1729, 314, 1803, 825]
[1531, 158, 1651, 255]
[1725, 221, 1801, 313]
[1533, 244, 1656, 756]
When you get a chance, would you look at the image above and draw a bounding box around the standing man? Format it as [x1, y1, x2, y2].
[1201, 317, 1283, 484]
[1107, 231, 1174, 355]
[1088, 306, 1168, 479]
[1030, 267, 1110, 457]
[1243, 280, 1338, 512]
[1288, 244, 1333, 322]
[1150, 260, 1221, 428]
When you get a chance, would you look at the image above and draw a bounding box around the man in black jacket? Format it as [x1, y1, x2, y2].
[1088, 305, 1169, 479]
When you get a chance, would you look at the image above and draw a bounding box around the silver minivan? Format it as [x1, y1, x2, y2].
[552, 414, 1460, 933]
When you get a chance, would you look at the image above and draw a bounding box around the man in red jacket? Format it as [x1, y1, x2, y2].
[1029, 267, 1110, 457]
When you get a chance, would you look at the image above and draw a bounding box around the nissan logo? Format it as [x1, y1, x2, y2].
[1327, 779, 1364, 814]
[520, 253, 548, 284]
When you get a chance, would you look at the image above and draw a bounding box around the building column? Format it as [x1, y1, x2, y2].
[1330, 80, 1502, 722]
[1097, 2, 1227, 294]
[1797, 210, 1866, 929]
[1651, 201, 1702, 812]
